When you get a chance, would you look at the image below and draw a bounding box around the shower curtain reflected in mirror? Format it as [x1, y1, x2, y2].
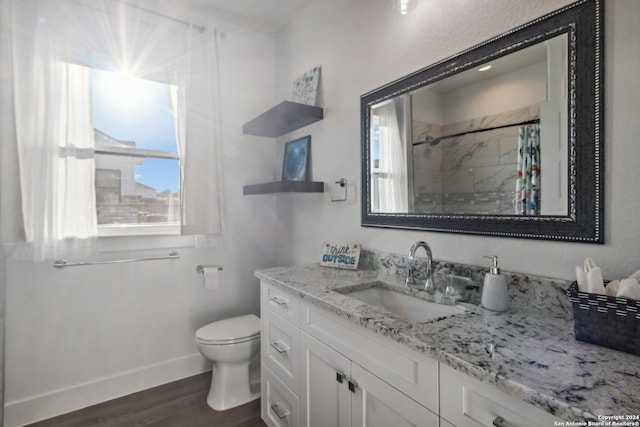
[515, 124, 541, 215]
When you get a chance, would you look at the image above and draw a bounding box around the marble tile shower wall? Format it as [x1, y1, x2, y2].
[360, 249, 571, 315]
[412, 105, 540, 214]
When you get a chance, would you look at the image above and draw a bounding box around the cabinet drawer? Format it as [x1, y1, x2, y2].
[439, 364, 563, 427]
[262, 282, 300, 325]
[262, 309, 300, 394]
[262, 366, 300, 427]
[301, 301, 439, 413]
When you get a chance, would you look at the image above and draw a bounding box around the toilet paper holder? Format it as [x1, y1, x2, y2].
[196, 265, 223, 273]
[331, 178, 348, 202]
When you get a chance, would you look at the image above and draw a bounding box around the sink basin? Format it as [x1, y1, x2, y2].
[339, 283, 465, 322]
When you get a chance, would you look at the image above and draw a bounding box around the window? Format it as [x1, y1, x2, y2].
[92, 69, 180, 236]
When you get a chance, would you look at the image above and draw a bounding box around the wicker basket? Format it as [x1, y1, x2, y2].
[567, 281, 640, 355]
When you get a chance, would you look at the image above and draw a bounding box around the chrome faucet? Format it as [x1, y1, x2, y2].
[406, 241, 435, 293]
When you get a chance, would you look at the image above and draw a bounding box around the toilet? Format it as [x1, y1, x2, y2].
[195, 314, 261, 411]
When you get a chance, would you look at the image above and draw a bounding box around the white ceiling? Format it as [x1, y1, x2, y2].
[121, 0, 310, 34]
[177, 0, 312, 35]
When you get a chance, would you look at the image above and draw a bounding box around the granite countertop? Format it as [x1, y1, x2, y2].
[255, 263, 640, 423]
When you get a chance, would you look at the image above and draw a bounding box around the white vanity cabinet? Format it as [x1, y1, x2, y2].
[260, 280, 564, 427]
[260, 281, 438, 427]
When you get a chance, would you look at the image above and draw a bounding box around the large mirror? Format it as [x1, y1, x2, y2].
[361, 0, 603, 243]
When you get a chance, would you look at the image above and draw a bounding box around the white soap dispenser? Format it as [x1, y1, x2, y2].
[481, 255, 509, 312]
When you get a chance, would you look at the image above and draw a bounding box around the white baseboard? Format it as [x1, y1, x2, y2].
[5, 353, 210, 427]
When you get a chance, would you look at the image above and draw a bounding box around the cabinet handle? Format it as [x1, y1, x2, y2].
[270, 340, 290, 353]
[270, 403, 289, 419]
[336, 372, 344, 383]
[270, 295, 289, 305]
[348, 380, 358, 393]
[493, 416, 513, 427]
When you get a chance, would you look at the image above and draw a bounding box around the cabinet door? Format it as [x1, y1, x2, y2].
[300, 331, 351, 427]
[350, 363, 439, 427]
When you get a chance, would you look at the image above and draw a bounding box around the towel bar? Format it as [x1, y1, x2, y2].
[53, 251, 179, 268]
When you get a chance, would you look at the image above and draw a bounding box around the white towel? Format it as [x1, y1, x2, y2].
[586, 267, 605, 295]
[576, 266, 588, 292]
[617, 278, 640, 301]
[576, 257, 605, 295]
[628, 269, 640, 285]
[584, 257, 597, 273]
[605, 280, 620, 297]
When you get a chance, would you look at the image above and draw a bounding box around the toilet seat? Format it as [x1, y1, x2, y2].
[196, 314, 260, 345]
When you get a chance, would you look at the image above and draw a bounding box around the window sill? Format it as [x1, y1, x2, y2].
[96, 224, 197, 253]
[98, 224, 181, 237]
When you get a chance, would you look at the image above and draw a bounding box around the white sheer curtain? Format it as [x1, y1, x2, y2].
[1, 0, 223, 259]
[3, 0, 96, 261]
[376, 101, 409, 213]
[169, 27, 223, 238]
[0, 0, 24, 245]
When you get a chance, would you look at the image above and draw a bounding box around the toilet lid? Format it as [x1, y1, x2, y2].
[196, 314, 260, 344]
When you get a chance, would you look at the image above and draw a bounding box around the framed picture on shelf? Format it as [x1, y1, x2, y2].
[292, 66, 321, 106]
[282, 135, 311, 181]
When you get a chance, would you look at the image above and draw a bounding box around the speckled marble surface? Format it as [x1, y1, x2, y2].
[255, 252, 640, 423]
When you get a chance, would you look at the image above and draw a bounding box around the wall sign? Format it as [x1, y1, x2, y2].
[320, 242, 361, 270]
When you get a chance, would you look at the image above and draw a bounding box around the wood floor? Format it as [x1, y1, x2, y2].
[25, 372, 267, 427]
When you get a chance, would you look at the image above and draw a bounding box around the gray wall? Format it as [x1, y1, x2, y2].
[271, 0, 640, 281]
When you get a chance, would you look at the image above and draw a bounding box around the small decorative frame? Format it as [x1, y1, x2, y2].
[292, 66, 321, 106]
[320, 242, 361, 270]
[282, 135, 311, 182]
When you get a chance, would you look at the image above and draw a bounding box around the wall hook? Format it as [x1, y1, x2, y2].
[331, 178, 348, 202]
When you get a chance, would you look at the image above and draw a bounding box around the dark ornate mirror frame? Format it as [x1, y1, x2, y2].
[361, 0, 603, 243]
